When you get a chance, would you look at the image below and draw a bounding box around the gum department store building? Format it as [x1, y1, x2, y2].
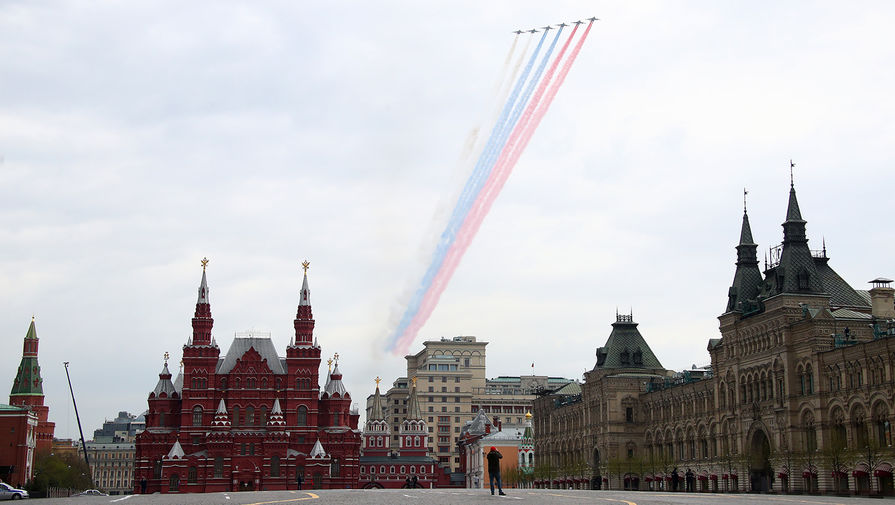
[533, 181, 895, 495]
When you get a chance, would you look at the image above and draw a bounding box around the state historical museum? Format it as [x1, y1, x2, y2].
[134, 261, 361, 493]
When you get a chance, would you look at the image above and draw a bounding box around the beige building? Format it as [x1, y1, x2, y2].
[367, 336, 572, 474]
[534, 184, 895, 495]
[81, 442, 135, 495]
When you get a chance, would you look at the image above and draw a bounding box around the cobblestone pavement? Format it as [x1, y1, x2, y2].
[25, 489, 892, 505]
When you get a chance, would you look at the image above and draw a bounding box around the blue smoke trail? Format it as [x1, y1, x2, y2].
[388, 28, 565, 350]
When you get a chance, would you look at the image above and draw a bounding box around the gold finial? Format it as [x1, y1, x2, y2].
[334, 352, 339, 364]
[201, 257, 209, 271]
[31, 314, 35, 322]
[411, 376, 417, 386]
[374, 376, 381, 386]
[327, 358, 333, 372]
[179, 359, 184, 371]
[164, 351, 170, 364]
[301, 260, 310, 274]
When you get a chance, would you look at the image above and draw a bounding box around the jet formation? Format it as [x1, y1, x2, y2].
[513, 18, 598, 33]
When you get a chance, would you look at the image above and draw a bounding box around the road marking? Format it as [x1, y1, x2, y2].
[245, 493, 319, 505]
[402, 494, 420, 499]
[528, 493, 635, 504]
[224, 493, 231, 500]
[110, 497, 133, 503]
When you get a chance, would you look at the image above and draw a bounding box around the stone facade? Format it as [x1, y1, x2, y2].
[134, 261, 361, 493]
[533, 184, 895, 495]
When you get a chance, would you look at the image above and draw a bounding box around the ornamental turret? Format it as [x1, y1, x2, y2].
[362, 378, 391, 457]
[725, 192, 764, 314]
[190, 257, 214, 346]
[398, 377, 427, 457]
[294, 260, 315, 345]
[9, 317, 55, 453]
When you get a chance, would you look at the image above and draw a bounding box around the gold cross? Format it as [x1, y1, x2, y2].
[302, 260, 310, 274]
[201, 257, 209, 271]
[164, 351, 170, 364]
[334, 352, 339, 364]
[327, 358, 333, 372]
[374, 376, 381, 386]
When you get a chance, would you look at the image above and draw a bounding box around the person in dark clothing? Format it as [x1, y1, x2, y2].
[296, 475, 303, 490]
[685, 468, 694, 492]
[140, 477, 147, 494]
[411, 475, 418, 488]
[671, 467, 679, 491]
[487, 446, 506, 496]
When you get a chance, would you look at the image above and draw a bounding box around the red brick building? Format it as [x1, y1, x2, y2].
[359, 379, 451, 488]
[2, 318, 55, 486]
[134, 261, 361, 493]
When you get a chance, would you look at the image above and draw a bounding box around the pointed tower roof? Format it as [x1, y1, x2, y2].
[293, 260, 315, 345]
[211, 399, 231, 428]
[324, 363, 349, 397]
[190, 257, 214, 346]
[309, 439, 327, 458]
[406, 377, 423, 420]
[166, 440, 185, 459]
[593, 313, 664, 371]
[370, 380, 384, 421]
[10, 318, 44, 397]
[770, 175, 824, 295]
[267, 398, 286, 429]
[726, 202, 763, 314]
[299, 261, 311, 306]
[152, 361, 177, 397]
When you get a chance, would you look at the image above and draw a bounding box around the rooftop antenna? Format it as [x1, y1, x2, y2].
[790, 159, 795, 187]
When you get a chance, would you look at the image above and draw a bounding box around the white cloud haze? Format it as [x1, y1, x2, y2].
[1, 1, 893, 439]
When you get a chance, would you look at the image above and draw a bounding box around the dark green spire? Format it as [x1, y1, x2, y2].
[726, 207, 763, 313]
[10, 318, 44, 397]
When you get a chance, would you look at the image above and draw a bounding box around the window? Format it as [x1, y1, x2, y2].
[232, 406, 240, 426]
[297, 406, 308, 426]
[464, 358, 470, 367]
[188, 466, 197, 483]
[169, 474, 180, 491]
[246, 407, 255, 425]
[214, 457, 223, 478]
[271, 456, 281, 477]
[192, 406, 203, 426]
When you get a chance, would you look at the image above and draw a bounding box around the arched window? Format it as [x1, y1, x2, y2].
[221, 377, 227, 389]
[297, 406, 308, 426]
[231, 406, 240, 426]
[187, 466, 197, 483]
[246, 407, 255, 425]
[214, 457, 223, 478]
[260, 406, 267, 425]
[169, 474, 180, 491]
[271, 456, 281, 477]
[192, 406, 203, 426]
[331, 458, 341, 477]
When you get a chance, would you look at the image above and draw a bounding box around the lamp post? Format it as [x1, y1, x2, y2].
[63, 362, 93, 487]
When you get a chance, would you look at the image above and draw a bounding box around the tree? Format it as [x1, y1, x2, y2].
[821, 427, 854, 495]
[27, 452, 93, 497]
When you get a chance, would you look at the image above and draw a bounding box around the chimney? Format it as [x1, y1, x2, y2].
[869, 278, 895, 319]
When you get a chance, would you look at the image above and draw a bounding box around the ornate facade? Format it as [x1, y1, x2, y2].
[134, 261, 361, 493]
[534, 183, 895, 495]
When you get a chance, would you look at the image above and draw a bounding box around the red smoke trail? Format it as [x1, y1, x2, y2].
[393, 23, 593, 355]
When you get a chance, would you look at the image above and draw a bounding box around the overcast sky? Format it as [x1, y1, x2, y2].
[2, 1, 893, 440]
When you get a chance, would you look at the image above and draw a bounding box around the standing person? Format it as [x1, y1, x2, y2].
[671, 468, 679, 491]
[296, 474, 303, 490]
[487, 447, 506, 496]
[140, 477, 147, 494]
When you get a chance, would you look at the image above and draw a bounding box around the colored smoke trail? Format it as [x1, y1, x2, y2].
[397, 26, 578, 348]
[387, 31, 548, 351]
[388, 21, 595, 355]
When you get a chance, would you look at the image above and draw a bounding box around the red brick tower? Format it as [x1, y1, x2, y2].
[9, 317, 55, 454]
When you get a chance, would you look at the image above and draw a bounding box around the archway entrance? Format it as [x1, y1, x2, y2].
[749, 430, 772, 492]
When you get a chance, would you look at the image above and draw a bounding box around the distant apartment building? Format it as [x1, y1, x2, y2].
[81, 442, 135, 495]
[80, 411, 145, 494]
[367, 336, 573, 475]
